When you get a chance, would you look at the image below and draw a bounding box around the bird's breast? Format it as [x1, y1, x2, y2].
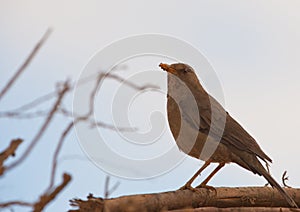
[167, 95, 208, 159]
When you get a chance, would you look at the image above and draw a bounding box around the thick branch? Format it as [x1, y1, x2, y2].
[69, 187, 300, 211]
[172, 207, 300, 211]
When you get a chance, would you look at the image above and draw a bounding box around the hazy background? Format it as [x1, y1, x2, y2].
[1, 1, 300, 211]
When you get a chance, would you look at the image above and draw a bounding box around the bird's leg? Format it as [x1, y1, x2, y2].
[179, 160, 211, 190]
[196, 162, 225, 190]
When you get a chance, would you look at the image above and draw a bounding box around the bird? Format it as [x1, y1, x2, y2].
[159, 62, 298, 208]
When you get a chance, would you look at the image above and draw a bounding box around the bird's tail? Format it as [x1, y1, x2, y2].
[259, 168, 298, 208]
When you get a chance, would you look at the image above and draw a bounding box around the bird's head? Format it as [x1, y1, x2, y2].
[159, 63, 201, 88]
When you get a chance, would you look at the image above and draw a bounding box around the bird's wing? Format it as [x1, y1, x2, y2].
[181, 89, 272, 163]
[208, 95, 272, 163]
[221, 114, 272, 163]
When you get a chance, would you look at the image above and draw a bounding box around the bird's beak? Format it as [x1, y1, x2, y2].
[159, 63, 177, 74]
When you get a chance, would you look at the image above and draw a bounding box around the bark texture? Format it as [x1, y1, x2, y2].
[69, 187, 300, 211]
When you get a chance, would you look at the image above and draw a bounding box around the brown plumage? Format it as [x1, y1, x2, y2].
[160, 62, 298, 208]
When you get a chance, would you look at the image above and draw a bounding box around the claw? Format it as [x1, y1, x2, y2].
[178, 184, 197, 192]
[196, 183, 217, 192]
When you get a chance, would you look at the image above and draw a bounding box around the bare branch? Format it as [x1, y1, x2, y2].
[105, 73, 159, 91]
[0, 201, 32, 208]
[0, 26, 160, 212]
[107, 181, 120, 198]
[104, 176, 110, 199]
[0, 110, 49, 119]
[48, 122, 74, 190]
[86, 72, 104, 117]
[70, 187, 300, 211]
[103, 176, 120, 199]
[0, 139, 23, 175]
[0, 39, 158, 210]
[5, 91, 56, 113]
[0, 139, 23, 163]
[172, 207, 300, 211]
[0, 28, 52, 101]
[76, 71, 158, 118]
[4, 81, 70, 173]
[59, 106, 137, 132]
[33, 173, 72, 212]
[0, 174, 71, 211]
[45, 71, 153, 192]
[0, 91, 57, 120]
[0, 71, 156, 125]
[90, 121, 137, 132]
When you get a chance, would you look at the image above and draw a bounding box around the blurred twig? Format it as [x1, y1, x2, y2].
[9, 92, 56, 113]
[104, 176, 120, 199]
[105, 72, 159, 91]
[4, 81, 70, 173]
[0, 201, 32, 208]
[0, 110, 50, 119]
[48, 122, 74, 190]
[0, 173, 71, 211]
[0, 27, 159, 211]
[0, 28, 52, 101]
[0, 29, 72, 211]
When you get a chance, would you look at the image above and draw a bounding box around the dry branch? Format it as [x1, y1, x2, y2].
[69, 187, 300, 212]
[0, 173, 71, 211]
[0, 27, 160, 211]
[0, 138, 23, 175]
[5, 81, 70, 173]
[0, 28, 52, 101]
[48, 122, 74, 190]
[173, 207, 300, 211]
[33, 173, 71, 212]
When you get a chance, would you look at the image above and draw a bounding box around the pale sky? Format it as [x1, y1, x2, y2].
[1, 1, 300, 211]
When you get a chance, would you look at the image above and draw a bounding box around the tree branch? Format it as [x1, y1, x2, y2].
[0, 174, 71, 211]
[4, 81, 70, 174]
[0, 28, 52, 101]
[48, 122, 73, 190]
[33, 173, 71, 212]
[69, 187, 300, 211]
[0, 139, 23, 175]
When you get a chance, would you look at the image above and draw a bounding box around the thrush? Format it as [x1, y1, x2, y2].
[159, 62, 298, 208]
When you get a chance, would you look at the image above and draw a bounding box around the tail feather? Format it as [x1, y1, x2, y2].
[260, 168, 298, 208]
[236, 153, 298, 208]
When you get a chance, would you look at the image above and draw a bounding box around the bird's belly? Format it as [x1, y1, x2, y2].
[168, 112, 232, 162]
[167, 96, 233, 163]
[167, 97, 207, 159]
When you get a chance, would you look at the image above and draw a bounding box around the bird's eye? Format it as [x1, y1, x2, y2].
[183, 68, 189, 73]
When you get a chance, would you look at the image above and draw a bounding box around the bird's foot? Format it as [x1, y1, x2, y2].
[178, 184, 197, 192]
[196, 183, 216, 192]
